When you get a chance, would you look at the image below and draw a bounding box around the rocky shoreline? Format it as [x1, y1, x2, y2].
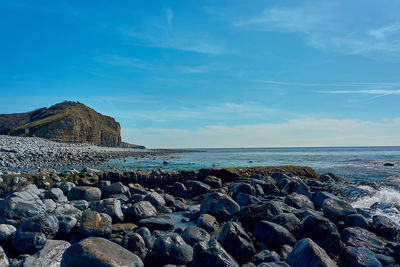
[0, 165, 399, 266]
[0, 135, 187, 173]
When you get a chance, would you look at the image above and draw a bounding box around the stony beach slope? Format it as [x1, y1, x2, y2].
[0, 162, 399, 266]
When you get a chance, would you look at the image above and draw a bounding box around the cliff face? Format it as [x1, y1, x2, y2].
[0, 101, 122, 147]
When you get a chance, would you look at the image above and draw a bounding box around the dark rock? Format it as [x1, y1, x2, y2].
[197, 214, 219, 232]
[320, 174, 335, 183]
[121, 233, 148, 261]
[91, 198, 124, 223]
[270, 213, 301, 233]
[149, 232, 193, 266]
[21, 240, 71, 267]
[254, 221, 296, 252]
[70, 199, 89, 211]
[143, 192, 166, 210]
[217, 221, 256, 264]
[67, 186, 101, 201]
[164, 193, 175, 206]
[375, 253, 396, 266]
[203, 175, 222, 189]
[296, 215, 341, 255]
[287, 238, 337, 267]
[341, 246, 382, 267]
[12, 231, 46, 254]
[125, 201, 157, 222]
[192, 239, 239, 267]
[137, 227, 155, 250]
[171, 182, 188, 197]
[138, 215, 174, 231]
[0, 191, 46, 227]
[51, 182, 75, 195]
[371, 215, 400, 242]
[340, 227, 386, 254]
[252, 250, 280, 264]
[345, 214, 369, 229]
[283, 180, 311, 197]
[284, 193, 314, 210]
[61, 237, 143, 267]
[256, 262, 290, 267]
[52, 203, 82, 220]
[280, 245, 293, 261]
[128, 183, 147, 195]
[188, 180, 211, 196]
[384, 163, 394, 167]
[0, 246, 8, 267]
[229, 183, 256, 200]
[0, 224, 16, 245]
[44, 188, 67, 203]
[200, 192, 240, 221]
[240, 202, 280, 230]
[55, 216, 77, 240]
[322, 198, 356, 221]
[101, 182, 130, 198]
[183, 226, 210, 246]
[78, 211, 112, 240]
[112, 223, 137, 234]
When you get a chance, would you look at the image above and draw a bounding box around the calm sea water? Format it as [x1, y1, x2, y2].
[107, 146, 400, 181]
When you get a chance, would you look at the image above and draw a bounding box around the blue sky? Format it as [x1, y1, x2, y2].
[1, 0, 400, 148]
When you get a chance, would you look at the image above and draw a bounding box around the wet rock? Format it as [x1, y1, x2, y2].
[67, 186, 101, 202]
[192, 239, 239, 267]
[70, 199, 89, 211]
[55, 216, 77, 240]
[143, 192, 166, 210]
[44, 188, 67, 203]
[121, 233, 148, 261]
[371, 215, 400, 242]
[78, 211, 112, 240]
[125, 201, 157, 222]
[296, 215, 341, 255]
[322, 198, 356, 221]
[149, 232, 193, 266]
[340, 227, 386, 254]
[200, 192, 240, 221]
[254, 221, 297, 252]
[188, 180, 211, 197]
[197, 214, 219, 232]
[112, 223, 137, 234]
[375, 253, 396, 266]
[252, 250, 280, 264]
[345, 214, 369, 229]
[91, 198, 124, 223]
[0, 191, 47, 227]
[52, 203, 82, 220]
[203, 175, 222, 189]
[101, 182, 130, 198]
[138, 215, 174, 231]
[287, 238, 337, 267]
[163, 193, 175, 206]
[171, 182, 188, 197]
[128, 183, 147, 195]
[229, 183, 256, 200]
[283, 180, 311, 197]
[137, 227, 155, 250]
[240, 202, 280, 230]
[182, 226, 210, 246]
[21, 240, 71, 267]
[217, 221, 256, 264]
[270, 213, 301, 233]
[284, 193, 314, 210]
[0, 224, 16, 245]
[61, 237, 143, 267]
[341, 246, 382, 267]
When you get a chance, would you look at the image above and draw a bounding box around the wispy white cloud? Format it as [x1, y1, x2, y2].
[234, 1, 400, 59]
[166, 8, 174, 28]
[177, 63, 227, 73]
[123, 117, 400, 148]
[95, 54, 152, 69]
[256, 80, 319, 86]
[320, 90, 400, 95]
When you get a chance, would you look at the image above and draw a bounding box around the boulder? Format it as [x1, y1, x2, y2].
[240, 202, 280, 230]
[197, 214, 219, 232]
[229, 183, 256, 200]
[0, 246, 8, 267]
[296, 215, 341, 254]
[283, 180, 311, 197]
[188, 180, 212, 196]
[284, 193, 314, 210]
[182, 226, 210, 246]
[149, 232, 193, 266]
[0, 224, 16, 245]
[203, 175, 222, 189]
[311, 192, 338, 210]
[78, 211, 112, 240]
[101, 182, 130, 198]
[341, 246, 382, 267]
[51, 182, 76, 195]
[371, 215, 400, 242]
[67, 186, 101, 201]
[137, 227, 155, 250]
[52, 204, 82, 220]
[252, 250, 280, 264]
[287, 238, 337, 267]
[254, 221, 296, 252]
[200, 193, 240, 221]
[55, 216, 77, 240]
[121, 233, 147, 261]
[345, 214, 369, 229]
[192, 239, 239, 267]
[125, 201, 157, 222]
[21, 240, 71, 267]
[61, 237, 143, 267]
[340, 227, 386, 254]
[270, 213, 301, 233]
[0, 191, 47, 227]
[322, 198, 356, 221]
[44, 188, 67, 203]
[138, 215, 174, 231]
[143, 192, 166, 210]
[91, 198, 124, 223]
[217, 221, 256, 264]
[171, 182, 188, 197]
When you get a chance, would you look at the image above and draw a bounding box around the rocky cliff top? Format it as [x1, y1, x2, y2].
[0, 101, 122, 147]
